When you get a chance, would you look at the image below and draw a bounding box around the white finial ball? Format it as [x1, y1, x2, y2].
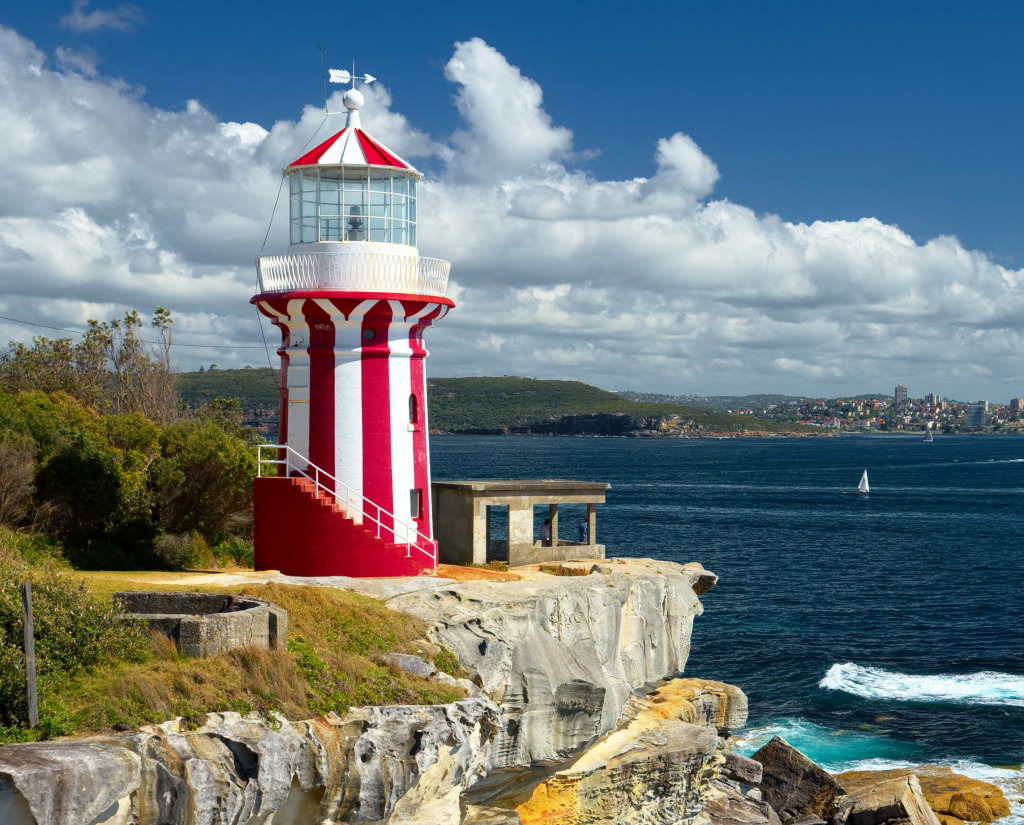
[343, 88, 364, 110]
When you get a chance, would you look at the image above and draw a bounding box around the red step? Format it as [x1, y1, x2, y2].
[253, 476, 433, 577]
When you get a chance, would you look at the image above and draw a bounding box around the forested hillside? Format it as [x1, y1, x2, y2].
[427, 377, 810, 434]
[179, 370, 811, 435]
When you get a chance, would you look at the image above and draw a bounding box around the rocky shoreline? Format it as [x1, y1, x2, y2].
[0, 559, 1013, 824]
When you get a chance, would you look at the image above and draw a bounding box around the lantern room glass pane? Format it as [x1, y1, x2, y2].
[319, 176, 342, 216]
[368, 217, 388, 243]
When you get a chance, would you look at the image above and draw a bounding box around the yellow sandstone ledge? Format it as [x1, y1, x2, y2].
[517, 678, 746, 824]
[836, 767, 1012, 825]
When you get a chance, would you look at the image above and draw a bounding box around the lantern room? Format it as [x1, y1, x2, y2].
[285, 88, 420, 250]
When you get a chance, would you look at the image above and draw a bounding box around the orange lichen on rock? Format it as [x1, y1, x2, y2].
[516, 777, 579, 824]
[836, 767, 1011, 824]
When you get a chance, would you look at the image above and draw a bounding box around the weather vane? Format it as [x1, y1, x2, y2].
[328, 66, 376, 87]
[319, 49, 376, 115]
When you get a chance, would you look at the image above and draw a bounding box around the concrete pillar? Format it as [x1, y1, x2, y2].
[472, 500, 487, 565]
[587, 502, 597, 546]
[548, 503, 559, 546]
[485, 505, 492, 556]
[509, 504, 533, 557]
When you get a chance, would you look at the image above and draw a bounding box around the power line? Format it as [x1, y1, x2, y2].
[0, 314, 267, 350]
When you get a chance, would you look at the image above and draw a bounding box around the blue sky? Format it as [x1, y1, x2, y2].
[1, 1, 1023, 400]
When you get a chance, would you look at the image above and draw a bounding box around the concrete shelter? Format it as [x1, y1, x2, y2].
[431, 480, 609, 567]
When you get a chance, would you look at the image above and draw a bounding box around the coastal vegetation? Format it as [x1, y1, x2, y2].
[427, 376, 811, 434]
[179, 369, 813, 436]
[0, 311, 258, 570]
[0, 310, 465, 744]
[0, 538, 464, 743]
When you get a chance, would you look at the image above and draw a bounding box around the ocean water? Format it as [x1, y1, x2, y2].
[431, 434, 1024, 818]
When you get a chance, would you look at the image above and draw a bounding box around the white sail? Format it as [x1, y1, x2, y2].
[857, 470, 870, 493]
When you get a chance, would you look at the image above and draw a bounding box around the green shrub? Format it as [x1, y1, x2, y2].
[212, 538, 255, 568]
[154, 532, 213, 570]
[0, 547, 149, 736]
[433, 646, 464, 677]
[4, 532, 64, 567]
[153, 420, 257, 538]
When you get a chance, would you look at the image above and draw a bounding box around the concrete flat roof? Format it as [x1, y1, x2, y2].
[433, 480, 609, 494]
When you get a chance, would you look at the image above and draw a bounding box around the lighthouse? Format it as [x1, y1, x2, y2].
[252, 78, 453, 577]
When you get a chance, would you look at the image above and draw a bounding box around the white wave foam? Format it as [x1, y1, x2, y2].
[820, 663, 1024, 707]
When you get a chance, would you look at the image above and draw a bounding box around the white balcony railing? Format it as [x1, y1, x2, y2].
[256, 252, 450, 297]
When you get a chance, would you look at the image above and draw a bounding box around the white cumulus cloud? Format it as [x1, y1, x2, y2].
[0, 25, 1021, 400]
[59, 0, 144, 33]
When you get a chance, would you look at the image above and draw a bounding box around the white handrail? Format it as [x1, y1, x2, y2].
[257, 444, 437, 572]
[256, 252, 450, 297]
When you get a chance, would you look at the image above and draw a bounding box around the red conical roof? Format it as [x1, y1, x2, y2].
[289, 127, 418, 173]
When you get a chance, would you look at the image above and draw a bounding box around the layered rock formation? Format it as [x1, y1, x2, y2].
[514, 679, 747, 824]
[0, 560, 1007, 825]
[836, 768, 1012, 825]
[388, 558, 715, 779]
[0, 558, 720, 824]
[0, 700, 500, 825]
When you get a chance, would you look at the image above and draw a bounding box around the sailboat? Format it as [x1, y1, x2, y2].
[856, 469, 870, 494]
[845, 469, 870, 495]
[924, 429, 934, 442]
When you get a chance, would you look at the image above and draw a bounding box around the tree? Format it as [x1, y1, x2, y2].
[86, 308, 179, 424]
[153, 420, 257, 540]
[0, 309, 180, 424]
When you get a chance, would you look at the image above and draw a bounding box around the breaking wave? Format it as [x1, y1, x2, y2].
[820, 663, 1024, 707]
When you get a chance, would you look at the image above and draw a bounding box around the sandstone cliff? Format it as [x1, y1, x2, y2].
[0, 558, 728, 825]
[1, 560, 997, 825]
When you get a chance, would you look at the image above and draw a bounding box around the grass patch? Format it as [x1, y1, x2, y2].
[471, 560, 510, 573]
[538, 562, 594, 576]
[2, 576, 467, 743]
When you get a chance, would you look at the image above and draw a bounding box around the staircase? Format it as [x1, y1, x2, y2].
[253, 474, 434, 578]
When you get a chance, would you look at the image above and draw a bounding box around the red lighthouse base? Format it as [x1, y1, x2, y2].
[253, 477, 431, 578]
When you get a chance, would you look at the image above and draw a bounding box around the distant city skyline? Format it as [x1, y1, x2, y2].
[1, 2, 1023, 401]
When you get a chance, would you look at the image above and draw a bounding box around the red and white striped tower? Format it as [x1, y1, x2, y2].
[252, 81, 453, 577]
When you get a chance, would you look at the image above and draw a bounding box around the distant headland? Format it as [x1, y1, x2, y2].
[181, 369, 1022, 438]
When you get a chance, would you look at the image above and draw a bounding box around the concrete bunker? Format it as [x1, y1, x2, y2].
[431, 480, 609, 567]
[115, 591, 288, 658]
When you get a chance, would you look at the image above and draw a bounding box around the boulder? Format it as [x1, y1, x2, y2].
[836, 768, 1011, 825]
[751, 736, 847, 823]
[383, 652, 437, 678]
[914, 766, 1011, 823]
[723, 751, 764, 785]
[702, 779, 783, 825]
[836, 770, 942, 825]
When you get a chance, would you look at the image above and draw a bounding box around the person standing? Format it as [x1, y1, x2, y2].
[540, 518, 552, 544]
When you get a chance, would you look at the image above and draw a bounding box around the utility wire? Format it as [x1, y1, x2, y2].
[0, 314, 267, 350]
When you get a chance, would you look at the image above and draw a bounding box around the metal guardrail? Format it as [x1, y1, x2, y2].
[256, 252, 450, 297]
[257, 444, 437, 571]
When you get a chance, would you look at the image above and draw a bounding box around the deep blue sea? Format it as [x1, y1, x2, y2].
[431, 434, 1024, 817]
